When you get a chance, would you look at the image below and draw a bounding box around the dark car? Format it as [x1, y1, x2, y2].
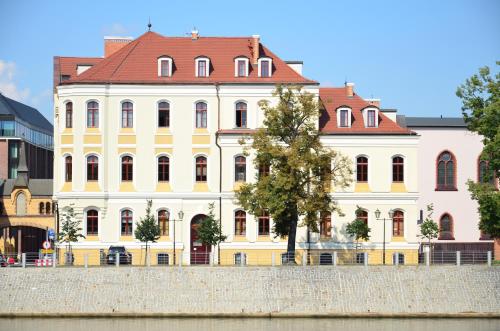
[0, 254, 7, 267]
[106, 246, 132, 265]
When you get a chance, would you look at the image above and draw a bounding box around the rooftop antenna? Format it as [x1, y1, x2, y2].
[344, 77, 347, 86]
[147, 17, 152, 31]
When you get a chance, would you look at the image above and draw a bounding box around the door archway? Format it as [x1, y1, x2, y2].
[190, 214, 211, 264]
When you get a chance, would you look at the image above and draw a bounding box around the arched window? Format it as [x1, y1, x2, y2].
[45, 202, 51, 214]
[437, 151, 456, 190]
[158, 156, 170, 182]
[87, 101, 99, 128]
[392, 156, 404, 182]
[158, 210, 169, 236]
[121, 209, 133, 235]
[439, 214, 454, 240]
[235, 156, 246, 182]
[39, 202, 45, 214]
[87, 155, 98, 181]
[65, 102, 73, 128]
[16, 192, 26, 215]
[158, 102, 170, 127]
[235, 102, 247, 128]
[195, 102, 207, 128]
[356, 209, 368, 225]
[87, 209, 98, 235]
[356, 156, 368, 182]
[234, 210, 246, 236]
[258, 162, 270, 178]
[65, 156, 72, 182]
[121, 102, 133, 128]
[320, 212, 331, 238]
[195, 156, 207, 182]
[121, 156, 133, 181]
[258, 210, 270, 236]
[392, 210, 404, 237]
[478, 159, 495, 185]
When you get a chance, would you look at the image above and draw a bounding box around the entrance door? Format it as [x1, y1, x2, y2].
[190, 214, 211, 264]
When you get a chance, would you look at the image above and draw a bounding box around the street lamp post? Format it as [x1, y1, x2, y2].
[173, 210, 184, 265]
[375, 209, 394, 265]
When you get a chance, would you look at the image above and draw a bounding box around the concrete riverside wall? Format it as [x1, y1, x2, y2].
[0, 266, 499, 317]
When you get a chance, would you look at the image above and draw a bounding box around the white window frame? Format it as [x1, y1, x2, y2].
[193, 100, 209, 130]
[234, 57, 249, 77]
[157, 57, 173, 77]
[234, 100, 248, 128]
[362, 107, 379, 128]
[156, 207, 171, 236]
[85, 99, 100, 129]
[119, 207, 135, 238]
[337, 107, 352, 128]
[155, 153, 172, 183]
[195, 57, 210, 77]
[233, 154, 247, 184]
[84, 152, 102, 186]
[258, 57, 272, 77]
[156, 99, 171, 129]
[193, 154, 209, 184]
[120, 99, 135, 129]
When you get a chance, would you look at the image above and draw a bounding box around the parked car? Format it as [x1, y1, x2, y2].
[0, 254, 7, 267]
[106, 246, 132, 265]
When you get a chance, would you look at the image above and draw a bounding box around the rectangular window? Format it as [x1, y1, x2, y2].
[258, 212, 270, 235]
[367, 110, 376, 127]
[158, 109, 169, 127]
[260, 60, 270, 77]
[340, 110, 348, 127]
[160, 60, 170, 77]
[87, 110, 98, 128]
[198, 60, 207, 77]
[320, 212, 331, 238]
[237, 60, 246, 77]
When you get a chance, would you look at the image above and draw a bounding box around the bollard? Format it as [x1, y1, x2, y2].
[22, 253, 26, 268]
[333, 251, 338, 266]
[209, 252, 214, 266]
[425, 250, 430, 266]
[363, 252, 368, 267]
[395, 253, 399, 266]
[116, 252, 120, 267]
[178, 251, 182, 268]
[52, 252, 57, 268]
[271, 252, 276, 266]
[302, 252, 307, 266]
[84, 254, 88, 268]
[147, 252, 151, 267]
[487, 251, 492, 267]
[456, 251, 461, 266]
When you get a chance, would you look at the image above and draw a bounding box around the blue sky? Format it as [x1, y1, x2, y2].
[0, 0, 498, 122]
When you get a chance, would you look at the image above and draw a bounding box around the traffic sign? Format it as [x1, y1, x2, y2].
[42, 241, 51, 249]
[48, 228, 55, 240]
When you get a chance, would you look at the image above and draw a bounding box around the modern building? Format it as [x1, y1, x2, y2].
[397, 116, 494, 253]
[52, 30, 421, 266]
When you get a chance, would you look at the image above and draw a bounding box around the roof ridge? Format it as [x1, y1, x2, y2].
[108, 33, 145, 79]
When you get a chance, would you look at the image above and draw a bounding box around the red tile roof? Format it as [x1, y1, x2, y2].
[53, 56, 103, 90]
[319, 87, 413, 135]
[56, 31, 316, 85]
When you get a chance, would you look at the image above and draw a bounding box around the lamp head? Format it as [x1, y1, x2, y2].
[388, 209, 395, 219]
[375, 209, 381, 219]
[178, 210, 184, 220]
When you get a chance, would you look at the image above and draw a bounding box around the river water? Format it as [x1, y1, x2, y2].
[0, 318, 498, 331]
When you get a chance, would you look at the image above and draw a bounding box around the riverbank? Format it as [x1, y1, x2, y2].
[1, 266, 498, 317]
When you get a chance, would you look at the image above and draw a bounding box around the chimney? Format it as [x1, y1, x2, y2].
[252, 35, 260, 64]
[366, 98, 380, 108]
[191, 29, 199, 40]
[346, 82, 354, 97]
[104, 36, 133, 57]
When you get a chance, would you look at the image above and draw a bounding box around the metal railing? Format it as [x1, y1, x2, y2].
[418, 250, 491, 265]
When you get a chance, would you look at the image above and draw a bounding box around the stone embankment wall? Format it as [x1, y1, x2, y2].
[0, 266, 498, 317]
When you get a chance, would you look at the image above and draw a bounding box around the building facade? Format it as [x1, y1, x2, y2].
[53, 31, 420, 266]
[398, 116, 494, 252]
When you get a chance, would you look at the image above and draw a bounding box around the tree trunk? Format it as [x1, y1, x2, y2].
[145, 242, 148, 266]
[286, 207, 298, 264]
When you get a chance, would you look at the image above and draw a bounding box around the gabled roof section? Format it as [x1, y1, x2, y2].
[319, 87, 413, 135]
[53, 56, 103, 90]
[57, 31, 317, 85]
[0, 94, 53, 135]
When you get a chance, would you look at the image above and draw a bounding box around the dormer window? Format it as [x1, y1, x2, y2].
[158, 57, 172, 77]
[258, 57, 272, 77]
[196, 57, 210, 77]
[234, 57, 249, 77]
[362, 107, 379, 128]
[337, 108, 351, 128]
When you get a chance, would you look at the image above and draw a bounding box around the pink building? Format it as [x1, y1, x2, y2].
[397, 116, 494, 252]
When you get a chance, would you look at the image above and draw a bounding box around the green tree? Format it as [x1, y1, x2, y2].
[134, 200, 161, 265]
[456, 62, 500, 239]
[197, 202, 227, 263]
[58, 204, 85, 264]
[419, 204, 439, 257]
[345, 206, 371, 256]
[237, 85, 352, 261]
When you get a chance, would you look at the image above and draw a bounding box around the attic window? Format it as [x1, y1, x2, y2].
[61, 75, 70, 81]
[158, 57, 172, 77]
[76, 65, 93, 75]
[362, 108, 379, 128]
[258, 58, 272, 77]
[196, 57, 210, 77]
[337, 108, 352, 128]
[235, 57, 249, 77]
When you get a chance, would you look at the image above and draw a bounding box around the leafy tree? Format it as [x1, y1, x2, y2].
[456, 62, 500, 239]
[419, 204, 439, 257]
[345, 206, 371, 256]
[58, 204, 85, 264]
[134, 200, 161, 265]
[236, 85, 352, 261]
[197, 202, 227, 263]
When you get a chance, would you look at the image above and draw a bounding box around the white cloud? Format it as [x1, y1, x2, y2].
[103, 23, 129, 36]
[0, 59, 31, 102]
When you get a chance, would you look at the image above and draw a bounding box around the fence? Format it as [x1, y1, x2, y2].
[1, 249, 494, 268]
